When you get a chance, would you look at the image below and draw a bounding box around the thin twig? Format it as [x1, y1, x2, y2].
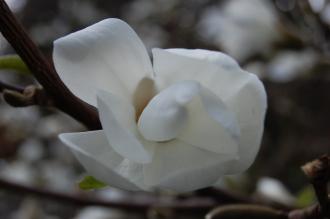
[0, 177, 296, 215]
[0, 178, 216, 214]
[0, 80, 24, 93]
[206, 204, 287, 219]
[196, 187, 293, 211]
[2, 85, 53, 107]
[0, 0, 101, 130]
[301, 154, 330, 218]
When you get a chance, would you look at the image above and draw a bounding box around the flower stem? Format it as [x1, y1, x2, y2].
[0, 0, 101, 130]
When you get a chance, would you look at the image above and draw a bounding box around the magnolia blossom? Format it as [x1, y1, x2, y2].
[267, 50, 317, 83]
[54, 18, 267, 192]
[199, 0, 280, 61]
[256, 177, 295, 205]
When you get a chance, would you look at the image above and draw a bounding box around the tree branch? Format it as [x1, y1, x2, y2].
[195, 187, 293, 211]
[0, 178, 216, 214]
[206, 154, 330, 219]
[0, 80, 24, 93]
[0, 0, 101, 130]
[1, 155, 328, 219]
[0, 177, 293, 215]
[206, 204, 287, 219]
[301, 154, 330, 218]
[2, 85, 53, 107]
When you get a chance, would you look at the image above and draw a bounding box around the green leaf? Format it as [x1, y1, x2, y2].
[0, 55, 30, 75]
[295, 185, 316, 208]
[78, 176, 108, 190]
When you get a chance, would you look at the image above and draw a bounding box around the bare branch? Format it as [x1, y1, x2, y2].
[195, 187, 293, 211]
[0, 177, 216, 214]
[206, 204, 287, 219]
[0, 80, 24, 93]
[302, 154, 330, 218]
[2, 85, 53, 107]
[0, 0, 101, 130]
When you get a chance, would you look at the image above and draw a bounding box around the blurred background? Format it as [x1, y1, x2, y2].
[0, 0, 329, 218]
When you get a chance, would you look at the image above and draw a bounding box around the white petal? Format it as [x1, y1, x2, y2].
[59, 130, 145, 191]
[138, 80, 239, 155]
[53, 18, 153, 106]
[143, 139, 237, 192]
[153, 48, 267, 173]
[153, 48, 240, 94]
[97, 90, 154, 164]
[223, 75, 267, 174]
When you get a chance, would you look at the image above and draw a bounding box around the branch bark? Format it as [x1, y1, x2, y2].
[195, 187, 293, 211]
[0, 80, 24, 92]
[0, 178, 215, 214]
[301, 154, 330, 218]
[0, 0, 101, 130]
[206, 205, 287, 219]
[2, 85, 53, 107]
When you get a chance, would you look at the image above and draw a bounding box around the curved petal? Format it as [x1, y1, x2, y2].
[143, 139, 237, 192]
[138, 80, 239, 155]
[97, 90, 154, 164]
[223, 75, 267, 174]
[153, 48, 241, 94]
[53, 18, 153, 106]
[59, 130, 147, 191]
[153, 48, 267, 173]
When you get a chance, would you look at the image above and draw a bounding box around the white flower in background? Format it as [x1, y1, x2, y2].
[267, 50, 317, 83]
[53, 18, 267, 192]
[256, 177, 295, 205]
[245, 61, 266, 79]
[308, 0, 325, 13]
[74, 207, 126, 219]
[321, 3, 330, 25]
[199, 0, 280, 61]
[5, 0, 27, 13]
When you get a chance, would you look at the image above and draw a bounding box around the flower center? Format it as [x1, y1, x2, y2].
[137, 81, 201, 142]
[136, 80, 241, 145]
[132, 77, 156, 121]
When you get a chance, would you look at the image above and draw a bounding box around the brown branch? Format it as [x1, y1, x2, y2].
[0, 79, 54, 108]
[301, 154, 330, 218]
[205, 202, 323, 219]
[0, 0, 101, 130]
[195, 187, 252, 204]
[195, 187, 293, 211]
[0, 81, 24, 93]
[0, 163, 328, 219]
[2, 85, 53, 107]
[288, 204, 321, 219]
[0, 178, 216, 214]
[205, 154, 330, 219]
[0, 80, 24, 93]
[206, 204, 287, 219]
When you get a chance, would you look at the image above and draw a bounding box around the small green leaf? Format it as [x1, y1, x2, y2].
[0, 55, 30, 75]
[78, 176, 108, 190]
[295, 185, 316, 208]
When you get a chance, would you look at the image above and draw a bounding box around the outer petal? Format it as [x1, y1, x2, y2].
[53, 18, 153, 106]
[223, 75, 267, 174]
[97, 90, 154, 164]
[153, 48, 267, 173]
[143, 139, 237, 192]
[59, 130, 147, 191]
[138, 80, 240, 155]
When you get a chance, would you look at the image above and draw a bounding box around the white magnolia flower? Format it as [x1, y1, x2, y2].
[199, 0, 280, 61]
[267, 50, 317, 83]
[256, 177, 295, 205]
[54, 18, 267, 192]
